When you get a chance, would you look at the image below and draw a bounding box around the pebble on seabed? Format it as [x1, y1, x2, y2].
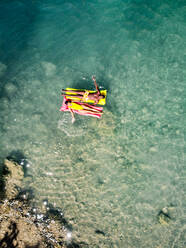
[32, 208, 37, 213]
[158, 207, 172, 225]
[20, 159, 31, 168]
[37, 214, 44, 220]
[22, 194, 27, 199]
[43, 200, 48, 206]
[65, 230, 72, 243]
[66, 231, 72, 239]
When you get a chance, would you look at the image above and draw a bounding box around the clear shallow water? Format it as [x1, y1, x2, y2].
[0, 0, 185, 247]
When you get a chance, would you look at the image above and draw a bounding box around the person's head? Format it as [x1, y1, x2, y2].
[65, 99, 71, 105]
[99, 95, 104, 100]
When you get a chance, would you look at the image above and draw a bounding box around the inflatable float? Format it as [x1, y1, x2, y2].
[60, 96, 103, 118]
[63, 88, 107, 105]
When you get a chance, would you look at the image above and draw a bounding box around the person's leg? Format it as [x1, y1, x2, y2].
[79, 109, 102, 115]
[81, 105, 102, 113]
[70, 109, 75, 123]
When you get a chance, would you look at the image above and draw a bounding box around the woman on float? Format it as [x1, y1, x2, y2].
[61, 76, 104, 105]
[64, 99, 103, 123]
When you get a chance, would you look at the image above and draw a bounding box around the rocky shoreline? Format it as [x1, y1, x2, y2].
[0, 159, 81, 248]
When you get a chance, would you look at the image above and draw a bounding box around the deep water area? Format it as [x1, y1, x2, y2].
[0, 0, 185, 247]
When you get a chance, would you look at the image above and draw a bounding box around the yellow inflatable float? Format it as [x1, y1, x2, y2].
[63, 88, 107, 105]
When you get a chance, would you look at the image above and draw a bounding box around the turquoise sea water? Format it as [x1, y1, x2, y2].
[0, 0, 185, 247]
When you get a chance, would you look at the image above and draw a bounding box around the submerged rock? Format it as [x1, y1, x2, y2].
[3, 159, 24, 200]
[4, 82, 17, 97]
[0, 97, 9, 110]
[158, 207, 172, 225]
[41, 61, 56, 77]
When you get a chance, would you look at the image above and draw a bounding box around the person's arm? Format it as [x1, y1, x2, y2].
[92, 76, 100, 94]
[94, 99, 99, 105]
[69, 108, 75, 123]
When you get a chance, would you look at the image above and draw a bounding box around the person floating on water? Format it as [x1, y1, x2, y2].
[64, 99, 103, 123]
[61, 76, 105, 105]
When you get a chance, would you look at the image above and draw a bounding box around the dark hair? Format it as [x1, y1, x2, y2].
[65, 99, 71, 105]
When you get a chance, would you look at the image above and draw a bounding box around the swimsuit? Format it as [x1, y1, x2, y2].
[68, 102, 84, 111]
[82, 91, 89, 102]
